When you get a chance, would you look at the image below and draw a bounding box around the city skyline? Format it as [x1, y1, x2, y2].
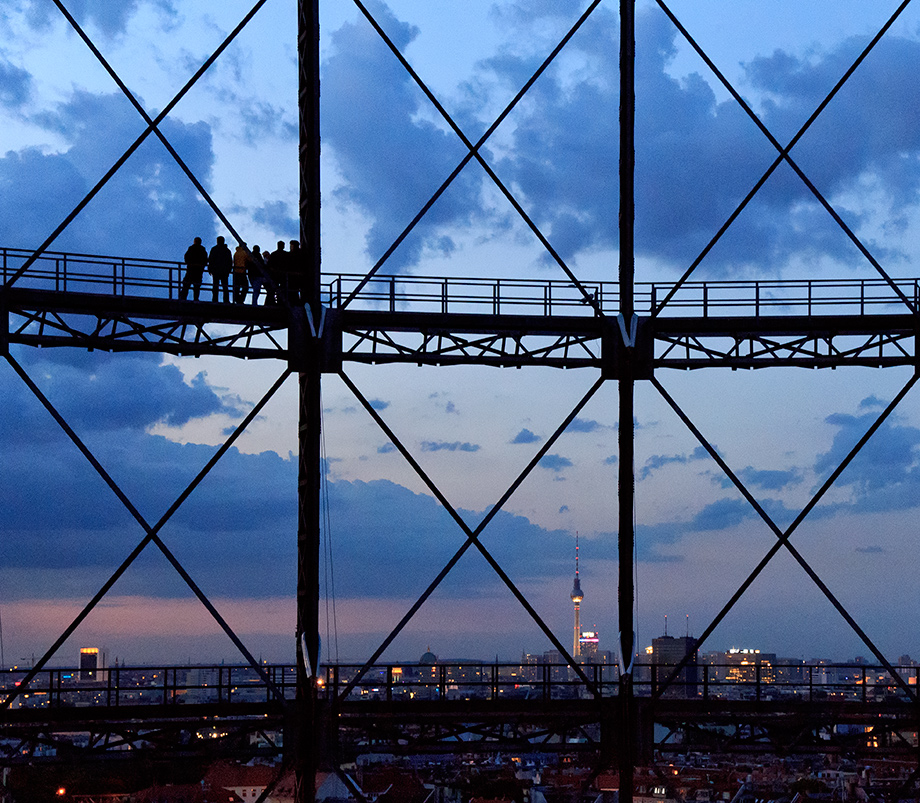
[3, 0, 920, 668]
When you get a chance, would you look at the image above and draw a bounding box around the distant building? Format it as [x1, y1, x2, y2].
[579, 631, 599, 662]
[651, 635, 698, 698]
[79, 647, 100, 681]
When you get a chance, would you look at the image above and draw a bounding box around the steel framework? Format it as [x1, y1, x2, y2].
[3, 1, 920, 802]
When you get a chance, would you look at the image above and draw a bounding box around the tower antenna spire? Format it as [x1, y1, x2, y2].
[571, 533, 584, 658]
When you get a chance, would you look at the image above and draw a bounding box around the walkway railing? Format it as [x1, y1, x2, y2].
[0, 664, 297, 709]
[1, 247, 186, 300]
[2, 661, 916, 709]
[2, 246, 919, 317]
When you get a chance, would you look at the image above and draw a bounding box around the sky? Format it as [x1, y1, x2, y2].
[3, 0, 920, 669]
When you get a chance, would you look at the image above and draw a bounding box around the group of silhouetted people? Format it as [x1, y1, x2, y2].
[180, 236, 303, 305]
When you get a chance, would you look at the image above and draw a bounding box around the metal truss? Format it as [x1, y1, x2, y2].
[3, 290, 288, 358]
[653, 315, 920, 370]
[3, 0, 920, 801]
[332, 700, 612, 758]
[652, 700, 920, 760]
[0, 705, 284, 764]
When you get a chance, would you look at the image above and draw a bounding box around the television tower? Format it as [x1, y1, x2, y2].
[571, 534, 583, 657]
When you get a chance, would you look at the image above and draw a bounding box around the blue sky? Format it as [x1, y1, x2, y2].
[3, 0, 920, 667]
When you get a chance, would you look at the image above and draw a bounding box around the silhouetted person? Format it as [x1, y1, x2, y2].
[232, 242, 251, 304]
[180, 237, 208, 301]
[249, 244, 266, 305]
[208, 236, 232, 303]
[268, 240, 288, 304]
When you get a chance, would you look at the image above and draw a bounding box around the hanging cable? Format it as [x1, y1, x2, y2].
[319, 396, 339, 663]
[633, 458, 640, 663]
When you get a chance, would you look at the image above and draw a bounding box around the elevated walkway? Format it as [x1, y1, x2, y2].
[4, 247, 920, 370]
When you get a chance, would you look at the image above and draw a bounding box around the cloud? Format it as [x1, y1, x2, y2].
[420, 440, 480, 452]
[815, 409, 920, 494]
[640, 446, 707, 480]
[0, 361, 576, 601]
[0, 348, 241, 448]
[322, 1, 481, 271]
[0, 57, 32, 107]
[603, 455, 617, 465]
[510, 427, 540, 444]
[369, 398, 391, 411]
[858, 395, 887, 410]
[568, 417, 605, 433]
[252, 201, 299, 239]
[377, 442, 396, 453]
[689, 497, 755, 532]
[1, 90, 216, 255]
[240, 102, 297, 146]
[322, 4, 920, 275]
[24, 0, 177, 39]
[855, 545, 884, 554]
[539, 453, 573, 472]
[714, 466, 803, 491]
[808, 404, 920, 517]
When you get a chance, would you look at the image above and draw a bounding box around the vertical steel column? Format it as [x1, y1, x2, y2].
[296, 0, 321, 801]
[618, 0, 637, 801]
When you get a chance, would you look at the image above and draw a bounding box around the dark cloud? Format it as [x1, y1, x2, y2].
[568, 417, 605, 433]
[252, 201, 298, 239]
[420, 440, 480, 452]
[24, 0, 176, 38]
[0, 57, 32, 107]
[240, 102, 297, 146]
[640, 446, 707, 480]
[0, 348, 241, 446]
[321, 0, 481, 271]
[1, 91, 216, 256]
[714, 466, 803, 492]
[510, 427, 540, 444]
[324, 4, 920, 276]
[810, 406, 920, 517]
[0, 357, 574, 599]
[689, 497, 755, 532]
[858, 395, 887, 410]
[539, 453, 573, 472]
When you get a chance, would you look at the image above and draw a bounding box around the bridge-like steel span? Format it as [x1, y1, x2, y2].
[4, 0, 920, 801]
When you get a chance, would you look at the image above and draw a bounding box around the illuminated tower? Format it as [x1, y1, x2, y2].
[571, 535, 583, 657]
